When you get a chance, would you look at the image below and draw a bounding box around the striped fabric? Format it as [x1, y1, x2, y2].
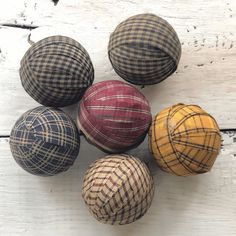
[9, 106, 80, 176]
[108, 13, 181, 85]
[20, 35, 94, 107]
[148, 103, 221, 176]
[82, 154, 154, 225]
[77, 80, 152, 153]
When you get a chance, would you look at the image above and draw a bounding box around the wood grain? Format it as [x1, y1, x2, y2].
[0, 1, 236, 235]
[0, 0, 236, 134]
[0, 133, 235, 236]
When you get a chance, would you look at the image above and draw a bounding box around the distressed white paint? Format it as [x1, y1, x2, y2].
[0, 134, 236, 236]
[0, 0, 236, 235]
[0, 0, 236, 133]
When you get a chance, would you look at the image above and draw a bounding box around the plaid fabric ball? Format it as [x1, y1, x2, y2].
[20, 35, 94, 107]
[82, 154, 154, 225]
[148, 103, 221, 176]
[77, 80, 152, 153]
[9, 106, 80, 176]
[108, 13, 181, 85]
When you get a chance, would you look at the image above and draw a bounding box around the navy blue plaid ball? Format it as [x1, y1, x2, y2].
[9, 106, 80, 176]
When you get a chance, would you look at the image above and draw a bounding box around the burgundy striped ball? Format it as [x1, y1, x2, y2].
[77, 80, 152, 153]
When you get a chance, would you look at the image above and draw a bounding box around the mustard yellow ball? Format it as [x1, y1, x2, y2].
[148, 103, 221, 176]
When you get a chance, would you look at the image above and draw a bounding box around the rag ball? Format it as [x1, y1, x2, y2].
[77, 80, 152, 153]
[148, 103, 221, 176]
[108, 13, 181, 85]
[82, 154, 154, 225]
[20, 35, 94, 107]
[9, 106, 80, 176]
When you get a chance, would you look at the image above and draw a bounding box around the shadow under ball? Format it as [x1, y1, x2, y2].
[20, 35, 94, 107]
[108, 13, 181, 85]
[9, 106, 80, 176]
[82, 154, 154, 225]
[148, 103, 221, 176]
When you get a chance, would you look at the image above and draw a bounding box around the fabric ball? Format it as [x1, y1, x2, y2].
[108, 13, 181, 85]
[148, 103, 221, 176]
[77, 80, 152, 153]
[9, 106, 80, 176]
[82, 154, 154, 225]
[20, 35, 94, 107]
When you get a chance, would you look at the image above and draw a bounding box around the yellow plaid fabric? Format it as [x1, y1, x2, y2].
[148, 104, 221, 176]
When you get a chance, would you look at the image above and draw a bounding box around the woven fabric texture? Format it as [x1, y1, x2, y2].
[108, 13, 181, 85]
[9, 106, 80, 176]
[148, 103, 221, 176]
[20, 35, 94, 107]
[77, 80, 152, 153]
[82, 154, 154, 225]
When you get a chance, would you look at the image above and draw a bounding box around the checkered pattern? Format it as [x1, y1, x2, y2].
[20, 35, 94, 107]
[82, 154, 154, 225]
[77, 80, 152, 153]
[148, 103, 221, 176]
[108, 13, 181, 85]
[9, 106, 80, 176]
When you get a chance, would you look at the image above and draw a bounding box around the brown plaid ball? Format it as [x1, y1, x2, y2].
[148, 103, 221, 176]
[20, 35, 94, 107]
[82, 154, 154, 225]
[9, 106, 80, 176]
[108, 13, 181, 85]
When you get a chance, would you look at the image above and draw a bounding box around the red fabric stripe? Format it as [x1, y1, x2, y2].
[77, 80, 151, 153]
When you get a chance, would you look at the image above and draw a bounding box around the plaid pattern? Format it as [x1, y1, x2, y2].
[9, 106, 80, 176]
[20, 35, 94, 107]
[77, 80, 152, 153]
[108, 13, 181, 85]
[148, 103, 221, 176]
[82, 154, 154, 225]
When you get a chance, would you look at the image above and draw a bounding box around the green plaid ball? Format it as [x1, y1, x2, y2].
[20, 35, 94, 107]
[108, 13, 181, 85]
[9, 106, 80, 176]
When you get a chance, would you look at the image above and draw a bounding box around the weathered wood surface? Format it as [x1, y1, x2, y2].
[0, 0, 236, 235]
[0, 0, 236, 134]
[0, 133, 236, 236]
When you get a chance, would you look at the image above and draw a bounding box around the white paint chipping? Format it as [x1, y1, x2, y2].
[0, 0, 236, 133]
[0, 134, 235, 236]
[0, 1, 236, 235]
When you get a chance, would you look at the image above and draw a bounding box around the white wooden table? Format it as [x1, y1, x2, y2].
[0, 1, 236, 235]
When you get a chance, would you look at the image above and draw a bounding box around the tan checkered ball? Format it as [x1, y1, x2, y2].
[82, 154, 154, 225]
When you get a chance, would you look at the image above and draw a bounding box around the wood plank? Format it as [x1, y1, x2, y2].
[1, 1, 236, 235]
[0, 132, 235, 236]
[0, 0, 236, 134]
